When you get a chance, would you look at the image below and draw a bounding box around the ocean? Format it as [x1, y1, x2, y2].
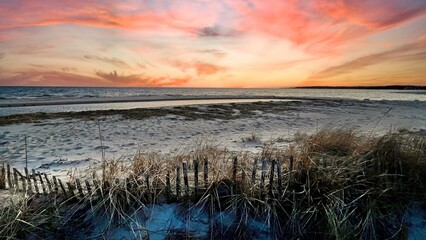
[0, 86, 425, 116]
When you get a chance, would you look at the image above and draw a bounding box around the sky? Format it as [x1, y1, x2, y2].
[0, 0, 425, 88]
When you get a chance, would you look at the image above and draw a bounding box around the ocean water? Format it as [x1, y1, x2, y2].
[0, 86, 425, 101]
[0, 86, 425, 116]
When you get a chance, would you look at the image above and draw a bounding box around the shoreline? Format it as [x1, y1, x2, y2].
[0, 95, 302, 108]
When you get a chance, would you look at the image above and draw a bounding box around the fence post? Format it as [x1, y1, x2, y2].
[277, 159, 283, 195]
[85, 180, 92, 196]
[269, 160, 275, 197]
[24, 167, 33, 193]
[6, 164, 12, 190]
[75, 178, 84, 198]
[52, 176, 59, 193]
[193, 159, 199, 195]
[37, 172, 47, 194]
[32, 169, 39, 194]
[166, 171, 171, 202]
[183, 161, 189, 197]
[176, 165, 181, 199]
[260, 160, 267, 199]
[44, 173, 52, 193]
[0, 163, 5, 189]
[288, 155, 294, 187]
[20, 170, 27, 193]
[203, 157, 209, 189]
[13, 168, 19, 191]
[232, 156, 238, 194]
[65, 181, 75, 198]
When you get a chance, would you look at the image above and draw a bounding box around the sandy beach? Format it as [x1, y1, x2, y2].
[1, 98, 425, 178]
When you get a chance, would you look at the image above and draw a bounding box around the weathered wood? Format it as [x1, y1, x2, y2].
[252, 158, 258, 184]
[37, 172, 47, 194]
[52, 176, 59, 193]
[166, 171, 171, 202]
[269, 160, 276, 196]
[32, 169, 39, 194]
[13, 168, 19, 191]
[277, 159, 283, 195]
[297, 160, 303, 183]
[85, 180, 92, 195]
[6, 164, 12, 190]
[58, 178, 67, 195]
[288, 155, 294, 186]
[203, 157, 209, 189]
[65, 181, 75, 198]
[24, 167, 33, 193]
[44, 173, 52, 193]
[193, 159, 199, 195]
[93, 179, 102, 196]
[183, 161, 189, 196]
[20, 170, 27, 193]
[260, 160, 267, 197]
[232, 157, 238, 184]
[176, 165, 181, 199]
[75, 179, 84, 198]
[0, 163, 5, 189]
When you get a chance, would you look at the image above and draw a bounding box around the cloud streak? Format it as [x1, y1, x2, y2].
[84, 55, 131, 69]
[95, 70, 190, 86]
[304, 39, 426, 84]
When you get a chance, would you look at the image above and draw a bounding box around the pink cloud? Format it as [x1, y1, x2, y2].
[0, 0, 220, 34]
[227, 0, 426, 53]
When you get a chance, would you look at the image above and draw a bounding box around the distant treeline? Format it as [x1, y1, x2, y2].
[296, 85, 426, 90]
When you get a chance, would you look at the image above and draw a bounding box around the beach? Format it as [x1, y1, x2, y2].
[1, 97, 425, 178]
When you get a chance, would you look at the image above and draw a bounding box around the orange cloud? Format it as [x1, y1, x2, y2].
[303, 39, 426, 85]
[95, 70, 190, 87]
[171, 61, 226, 76]
[0, 70, 106, 86]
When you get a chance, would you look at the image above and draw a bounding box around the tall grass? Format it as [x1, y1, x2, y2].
[0, 128, 425, 239]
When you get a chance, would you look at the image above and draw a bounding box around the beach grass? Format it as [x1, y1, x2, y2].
[0, 128, 425, 239]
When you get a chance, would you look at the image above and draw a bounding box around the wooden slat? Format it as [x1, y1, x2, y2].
[75, 178, 84, 198]
[37, 172, 47, 194]
[24, 167, 33, 193]
[0, 163, 5, 189]
[269, 160, 275, 197]
[13, 168, 19, 191]
[6, 164, 12, 190]
[277, 159, 283, 195]
[193, 159, 199, 195]
[176, 165, 181, 199]
[203, 157, 208, 189]
[44, 173, 52, 193]
[183, 161, 189, 196]
[32, 169, 39, 194]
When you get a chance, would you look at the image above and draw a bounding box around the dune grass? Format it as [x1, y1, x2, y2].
[0, 128, 425, 239]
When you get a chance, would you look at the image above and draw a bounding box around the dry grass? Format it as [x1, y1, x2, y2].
[0, 128, 425, 239]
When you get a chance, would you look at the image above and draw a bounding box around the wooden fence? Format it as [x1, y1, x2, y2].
[0, 156, 305, 202]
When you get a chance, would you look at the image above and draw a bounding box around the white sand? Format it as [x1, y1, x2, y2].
[0, 99, 425, 179]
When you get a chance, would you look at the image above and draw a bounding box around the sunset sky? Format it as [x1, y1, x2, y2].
[0, 0, 425, 87]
